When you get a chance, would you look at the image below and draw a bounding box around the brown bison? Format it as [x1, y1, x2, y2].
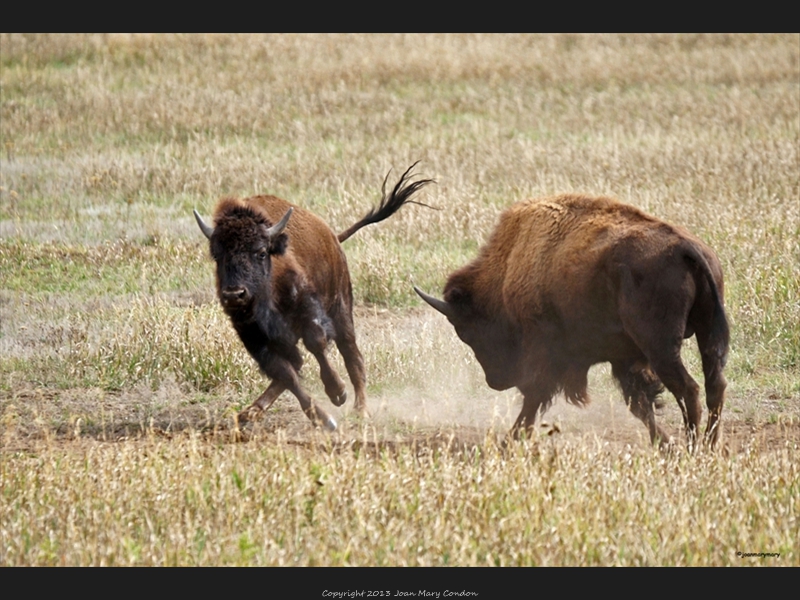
[415, 194, 729, 449]
[195, 163, 433, 431]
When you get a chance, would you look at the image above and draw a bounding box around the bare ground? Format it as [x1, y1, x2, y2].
[2, 308, 797, 455]
[3, 375, 797, 459]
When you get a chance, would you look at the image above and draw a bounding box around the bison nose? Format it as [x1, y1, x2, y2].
[220, 287, 250, 306]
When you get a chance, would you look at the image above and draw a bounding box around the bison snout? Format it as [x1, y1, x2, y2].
[220, 287, 250, 307]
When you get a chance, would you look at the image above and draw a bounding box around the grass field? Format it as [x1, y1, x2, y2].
[1, 34, 798, 568]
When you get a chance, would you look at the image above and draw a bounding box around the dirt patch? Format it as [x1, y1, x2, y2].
[3, 377, 797, 456]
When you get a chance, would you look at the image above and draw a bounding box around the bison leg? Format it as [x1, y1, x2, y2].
[612, 362, 673, 448]
[333, 318, 369, 416]
[618, 267, 702, 451]
[237, 380, 287, 425]
[650, 356, 701, 451]
[254, 380, 287, 411]
[618, 342, 702, 451]
[303, 321, 348, 408]
[508, 384, 553, 441]
[261, 353, 337, 432]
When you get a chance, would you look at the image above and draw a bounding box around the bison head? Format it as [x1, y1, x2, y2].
[194, 201, 291, 316]
[414, 285, 521, 390]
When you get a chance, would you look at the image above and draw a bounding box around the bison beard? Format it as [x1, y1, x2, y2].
[195, 163, 433, 431]
[416, 194, 729, 450]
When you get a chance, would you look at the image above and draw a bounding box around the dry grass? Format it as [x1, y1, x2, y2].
[1, 34, 798, 567]
[1, 433, 796, 566]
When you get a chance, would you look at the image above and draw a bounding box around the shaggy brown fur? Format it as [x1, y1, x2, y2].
[416, 194, 729, 449]
[196, 164, 433, 431]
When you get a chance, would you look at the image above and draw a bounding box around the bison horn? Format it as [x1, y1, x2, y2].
[414, 286, 454, 319]
[193, 209, 214, 240]
[266, 208, 293, 239]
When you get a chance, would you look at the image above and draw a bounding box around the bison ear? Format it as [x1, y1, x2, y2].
[445, 286, 471, 307]
[269, 233, 288, 256]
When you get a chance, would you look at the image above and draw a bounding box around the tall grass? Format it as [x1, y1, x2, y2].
[2, 34, 797, 388]
[0, 34, 798, 566]
[1, 434, 797, 566]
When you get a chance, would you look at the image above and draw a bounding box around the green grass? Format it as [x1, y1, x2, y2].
[0, 239, 210, 295]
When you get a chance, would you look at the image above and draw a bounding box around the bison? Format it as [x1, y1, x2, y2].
[415, 194, 729, 449]
[195, 163, 433, 431]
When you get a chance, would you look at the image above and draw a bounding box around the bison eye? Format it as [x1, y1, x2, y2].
[257, 249, 268, 261]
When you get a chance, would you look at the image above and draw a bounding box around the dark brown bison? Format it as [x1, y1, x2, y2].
[415, 194, 729, 449]
[195, 163, 433, 431]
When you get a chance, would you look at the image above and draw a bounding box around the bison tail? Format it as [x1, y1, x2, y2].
[337, 161, 436, 243]
[685, 246, 730, 368]
[710, 293, 730, 368]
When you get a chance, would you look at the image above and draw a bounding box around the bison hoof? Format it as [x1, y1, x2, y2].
[237, 405, 262, 426]
[320, 414, 337, 432]
[332, 390, 347, 407]
[657, 436, 676, 453]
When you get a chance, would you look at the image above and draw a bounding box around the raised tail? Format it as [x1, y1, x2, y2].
[337, 161, 436, 243]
